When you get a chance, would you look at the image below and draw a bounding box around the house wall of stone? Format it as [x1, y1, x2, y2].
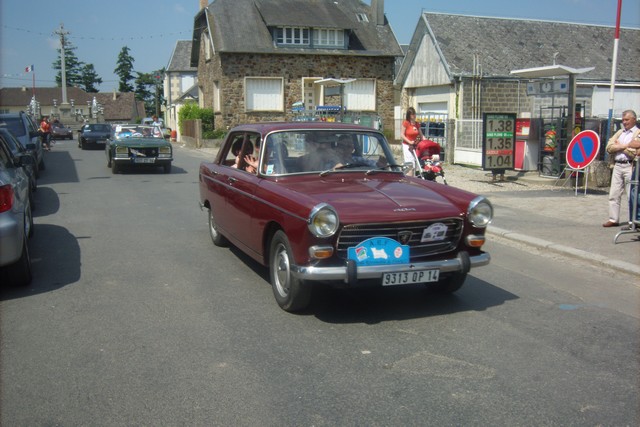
[198, 48, 396, 133]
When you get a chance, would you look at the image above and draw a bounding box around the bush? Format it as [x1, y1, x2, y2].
[178, 101, 215, 136]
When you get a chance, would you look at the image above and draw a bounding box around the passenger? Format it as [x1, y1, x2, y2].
[333, 135, 387, 169]
[236, 138, 257, 174]
[297, 134, 337, 171]
[230, 138, 243, 168]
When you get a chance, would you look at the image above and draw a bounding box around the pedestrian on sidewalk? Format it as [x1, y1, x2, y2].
[603, 109, 640, 228]
[401, 107, 425, 176]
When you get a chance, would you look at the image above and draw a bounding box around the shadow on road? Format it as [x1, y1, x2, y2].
[0, 224, 81, 301]
[32, 187, 60, 218]
[227, 245, 519, 322]
[38, 151, 79, 185]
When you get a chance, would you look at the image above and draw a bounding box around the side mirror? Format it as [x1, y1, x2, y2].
[29, 130, 39, 138]
[16, 154, 35, 167]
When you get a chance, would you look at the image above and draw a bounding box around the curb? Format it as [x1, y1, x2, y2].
[487, 226, 640, 276]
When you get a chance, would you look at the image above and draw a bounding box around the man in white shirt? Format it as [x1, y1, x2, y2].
[603, 110, 640, 227]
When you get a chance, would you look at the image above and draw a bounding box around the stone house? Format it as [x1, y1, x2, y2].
[395, 12, 640, 166]
[164, 40, 198, 134]
[190, 0, 403, 135]
[0, 86, 145, 124]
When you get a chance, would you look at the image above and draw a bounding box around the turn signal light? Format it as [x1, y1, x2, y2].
[466, 235, 485, 248]
[309, 245, 334, 259]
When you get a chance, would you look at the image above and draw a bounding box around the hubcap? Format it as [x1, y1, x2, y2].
[273, 243, 290, 297]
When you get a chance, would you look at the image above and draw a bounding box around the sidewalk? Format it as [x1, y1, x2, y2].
[443, 165, 640, 277]
[182, 145, 639, 276]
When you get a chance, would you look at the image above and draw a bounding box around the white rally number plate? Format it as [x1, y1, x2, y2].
[382, 269, 439, 286]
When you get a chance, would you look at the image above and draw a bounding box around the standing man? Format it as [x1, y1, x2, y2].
[39, 116, 51, 151]
[603, 110, 640, 227]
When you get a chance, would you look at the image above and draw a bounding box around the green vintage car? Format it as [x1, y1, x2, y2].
[106, 124, 173, 174]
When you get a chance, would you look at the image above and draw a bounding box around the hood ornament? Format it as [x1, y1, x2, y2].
[397, 231, 412, 245]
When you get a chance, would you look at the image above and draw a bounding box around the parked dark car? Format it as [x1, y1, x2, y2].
[78, 123, 111, 149]
[51, 121, 73, 140]
[0, 134, 34, 286]
[0, 128, 37, 198]
[199, 122, 493, 312]
[106, 124, 173, 174]
[0, 112, 45, 173]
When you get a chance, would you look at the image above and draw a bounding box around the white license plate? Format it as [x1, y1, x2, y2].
[134, 158, 155, 164]
[382, 269, 439, 286]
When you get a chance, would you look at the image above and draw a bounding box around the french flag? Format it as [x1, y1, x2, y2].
[25, 65, 34, 73]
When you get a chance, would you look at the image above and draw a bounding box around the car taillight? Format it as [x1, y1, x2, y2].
[0, 184, 14, 213]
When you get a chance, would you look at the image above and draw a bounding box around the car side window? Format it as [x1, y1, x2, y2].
[0, 137, 12, 168]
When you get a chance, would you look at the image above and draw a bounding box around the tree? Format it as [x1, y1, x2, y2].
[52, 38, 85, 88]
[114, 46, 135, 92]
[134, 69, 165, 116]
[80, 64, 103, 93]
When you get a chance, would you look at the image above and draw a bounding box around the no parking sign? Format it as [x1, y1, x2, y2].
[566, 130, 600, 170]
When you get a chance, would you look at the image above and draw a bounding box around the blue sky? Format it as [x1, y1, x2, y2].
[1, 0, 638, 91]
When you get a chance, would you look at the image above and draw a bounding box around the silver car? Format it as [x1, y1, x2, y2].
[0, 138, 34, 286]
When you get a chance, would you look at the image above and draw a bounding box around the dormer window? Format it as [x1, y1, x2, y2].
[276, 27, 310, 45]
[313, 29, 345, 48]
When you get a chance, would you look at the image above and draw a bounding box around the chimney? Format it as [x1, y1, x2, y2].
[371, 0, 384, 26]
[199, 0, 208, 10]
[113, 90, 117, 101]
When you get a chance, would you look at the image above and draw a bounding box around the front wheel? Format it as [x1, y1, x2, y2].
[208, 207, 228, 247]
[111, 159, 119, 174]
[269, 230, 312, 312]
[431, 271, 467, 294]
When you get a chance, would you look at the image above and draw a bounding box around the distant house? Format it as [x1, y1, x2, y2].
[190, 0, 403, 133]
[164, 40, 198, 133]
[0, 86, 145, 124]
[395, 13, 640, 165]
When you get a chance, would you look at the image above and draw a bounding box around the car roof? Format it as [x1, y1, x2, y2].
[228, 121, 382, 134]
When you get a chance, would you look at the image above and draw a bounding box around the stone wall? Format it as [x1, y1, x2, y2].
[198, 45, 396, 131]
[461, 79, 531, 118]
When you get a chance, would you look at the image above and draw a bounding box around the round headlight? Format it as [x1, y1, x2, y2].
[467, 196, 493, 228]
[308, 203, 339, 238]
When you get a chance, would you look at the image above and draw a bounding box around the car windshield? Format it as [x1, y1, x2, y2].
[0, 117, 26, 137]
[249, 130, 400, 176]
[113, 124, 163, 140]
[85, 124, 111, 132]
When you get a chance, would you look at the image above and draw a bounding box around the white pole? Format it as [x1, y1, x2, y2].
[605, 0, 623, 142]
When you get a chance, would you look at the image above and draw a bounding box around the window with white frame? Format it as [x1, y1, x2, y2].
[276, 27, 310, 45]
[213, 81, 220, 112]
[344, 79, 375, 111]
[313, 29, 345, 47]
[245, 78, 283, 111]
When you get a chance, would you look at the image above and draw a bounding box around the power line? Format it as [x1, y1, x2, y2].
[2, 25, 191, 41]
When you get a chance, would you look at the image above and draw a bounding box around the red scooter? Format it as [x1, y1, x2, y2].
[410, 139, 447, 185]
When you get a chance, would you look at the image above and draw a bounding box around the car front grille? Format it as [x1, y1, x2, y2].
[336, 218, 463, 260]
[129, 147, 159, 157]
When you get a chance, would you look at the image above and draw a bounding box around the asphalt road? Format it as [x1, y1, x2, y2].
[1, 140, 638, 426]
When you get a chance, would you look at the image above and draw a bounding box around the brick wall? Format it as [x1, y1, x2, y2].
[198, 40, 396, 131]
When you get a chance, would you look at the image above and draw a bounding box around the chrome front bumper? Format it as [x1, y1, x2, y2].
[291, 251, 490, 284]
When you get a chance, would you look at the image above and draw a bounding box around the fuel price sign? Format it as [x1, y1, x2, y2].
[482, 113, 516, 171]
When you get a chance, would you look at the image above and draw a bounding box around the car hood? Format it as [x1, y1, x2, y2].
[112, 137, 170, 146]
[268, 175, 473, 223]
[83, 131, 111, 139]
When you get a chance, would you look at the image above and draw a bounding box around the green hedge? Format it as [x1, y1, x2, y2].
[178, 101, 224, 139]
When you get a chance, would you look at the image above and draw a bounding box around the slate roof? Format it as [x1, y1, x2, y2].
[166, 40, 197, 72]
[0, 87, 145, 122]
[191, 0, 402, 63]
[398, 13, 640, 84]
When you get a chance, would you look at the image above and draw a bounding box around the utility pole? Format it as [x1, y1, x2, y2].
[53, 23, 70, 106]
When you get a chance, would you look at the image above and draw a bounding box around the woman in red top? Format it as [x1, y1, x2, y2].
[401, 107, 424, 174]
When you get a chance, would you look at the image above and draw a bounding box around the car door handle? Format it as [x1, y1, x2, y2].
[228, 177, 237, 184]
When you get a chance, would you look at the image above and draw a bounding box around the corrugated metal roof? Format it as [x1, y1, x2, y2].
[424, 13, 640, 82]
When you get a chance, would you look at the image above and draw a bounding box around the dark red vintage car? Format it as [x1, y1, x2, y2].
[199, 122, 492, 312]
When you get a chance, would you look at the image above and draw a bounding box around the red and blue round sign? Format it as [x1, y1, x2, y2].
[565, 130, 600, 170]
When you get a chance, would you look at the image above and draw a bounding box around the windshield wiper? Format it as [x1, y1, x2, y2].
[365, 165, 401, 175]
